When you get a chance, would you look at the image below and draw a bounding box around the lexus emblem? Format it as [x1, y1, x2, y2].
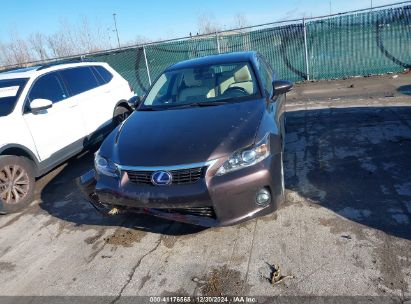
[151, 171, 172, 186]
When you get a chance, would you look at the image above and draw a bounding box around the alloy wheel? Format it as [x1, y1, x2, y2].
[0, 165, 30, 205]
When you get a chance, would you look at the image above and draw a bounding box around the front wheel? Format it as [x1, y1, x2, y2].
[0, 156, 36, 214]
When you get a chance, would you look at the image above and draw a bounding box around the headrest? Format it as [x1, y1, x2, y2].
[183, 72, 201, 87]
[234, 65, 252, 82]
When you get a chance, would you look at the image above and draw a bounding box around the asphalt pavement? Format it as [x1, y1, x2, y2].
[0, 73, 410, 302]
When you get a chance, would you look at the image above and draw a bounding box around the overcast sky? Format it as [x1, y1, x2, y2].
[0, 0, 405, 44]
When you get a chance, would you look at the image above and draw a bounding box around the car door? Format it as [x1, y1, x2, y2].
[23, 71, 86, 162]
[60, 66, 112, 136]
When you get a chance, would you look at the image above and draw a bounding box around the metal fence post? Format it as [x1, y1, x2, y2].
[302, 18, 310, 81]
[215, 32, 221, 54]
[143, 45, 152, 86]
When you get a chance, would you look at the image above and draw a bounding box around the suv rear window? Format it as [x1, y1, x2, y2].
[0, 78, 28, 117]
[93, 66, 113, 84]
[60, 67, 99, 96]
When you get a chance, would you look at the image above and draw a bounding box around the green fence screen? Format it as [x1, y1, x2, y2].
[3, 4, 411, 96]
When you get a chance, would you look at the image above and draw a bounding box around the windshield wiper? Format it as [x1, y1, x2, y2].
[137, 106, 162, 111]
[195, 101, 229, 106]
[138, 101, 229, 111]
[170, 101, 229, 109]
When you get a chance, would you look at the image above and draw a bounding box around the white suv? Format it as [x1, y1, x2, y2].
[0, 62, 134, 213]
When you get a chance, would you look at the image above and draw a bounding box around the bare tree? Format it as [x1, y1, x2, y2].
[197, 13, 222, 34]
[0, 41, 13, 66]
[123, 35, 151, 47]
[47, 19, 77, 57]
[0, 15, 146, 67]
[94, 21, 112, 50]
[77, 16, 103, 53]
[77, 17, 94, 53]
[29, 32, 49, 60]
[47, 32, 73, 58]
[234, 13, 249, 29]
[71, 16, 112, 53]
[7, 32, 34, 65]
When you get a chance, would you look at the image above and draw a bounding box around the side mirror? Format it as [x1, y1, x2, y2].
[272, 80, 293, 98]
[127, 95, 144, 109]
[30, 99, 53, 112]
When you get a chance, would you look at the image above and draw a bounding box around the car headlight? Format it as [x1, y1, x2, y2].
[95, 151, 119, 177]
[216, 135, 270, 176]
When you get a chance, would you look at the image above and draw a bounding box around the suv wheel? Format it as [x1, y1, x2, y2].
[0, 156, 35, 214]
[113, 106, 131, 126]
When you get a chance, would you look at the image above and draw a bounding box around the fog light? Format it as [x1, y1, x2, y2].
[256, 188, 271, 206]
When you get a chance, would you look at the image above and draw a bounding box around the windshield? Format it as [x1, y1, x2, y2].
[0, 78, 28, 117]
[142, 62, 261, 109]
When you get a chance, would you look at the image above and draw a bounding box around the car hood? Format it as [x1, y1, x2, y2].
[100, 99, 265, 167]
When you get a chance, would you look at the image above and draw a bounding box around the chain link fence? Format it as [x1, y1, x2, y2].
[2, 2, 411, 96]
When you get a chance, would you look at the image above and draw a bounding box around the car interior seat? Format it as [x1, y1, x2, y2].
[227, 65, 255, 94]
[178, 72, 215, 102]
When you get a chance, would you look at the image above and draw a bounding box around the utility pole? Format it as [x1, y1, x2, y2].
[371, 0, 373, 9]
[329, 0, 332, 14]
[113, 13, 121, 48]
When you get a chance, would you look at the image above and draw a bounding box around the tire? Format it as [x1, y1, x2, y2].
[113, 106, 131, 126]
[280, 152, 285, 198]
[0, 155, 35, 214]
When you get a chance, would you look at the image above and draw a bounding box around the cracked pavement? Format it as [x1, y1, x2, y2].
[0, 74, 410, 300]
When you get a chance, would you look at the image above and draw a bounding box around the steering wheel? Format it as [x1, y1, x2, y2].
[223, 86, 249, 97]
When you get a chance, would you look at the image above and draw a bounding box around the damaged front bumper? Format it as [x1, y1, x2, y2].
[77, 154, 283, 227]
[76, 169, 111, 215]
[76, 169, 221, 226]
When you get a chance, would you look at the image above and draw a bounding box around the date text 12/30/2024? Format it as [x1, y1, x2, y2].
[149, 296, 257, 303]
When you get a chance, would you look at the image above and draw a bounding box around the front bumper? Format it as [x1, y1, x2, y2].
[77, 154, 283, 227]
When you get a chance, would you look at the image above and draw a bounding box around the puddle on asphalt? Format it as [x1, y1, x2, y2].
[84, 230, 105, 245]
[103, 229, 147, 247]
[198, 265, 250, 296]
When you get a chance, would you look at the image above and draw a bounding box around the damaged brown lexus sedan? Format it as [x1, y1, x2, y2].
[78, 51, 293, 227]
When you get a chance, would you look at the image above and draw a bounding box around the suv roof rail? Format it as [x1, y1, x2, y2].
[0, 58, 100, 74]
[36, 58, 99, 71]
[0, 66, 42, 74]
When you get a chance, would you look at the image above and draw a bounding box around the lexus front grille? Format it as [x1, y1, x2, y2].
[126, 166, 205, 185]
